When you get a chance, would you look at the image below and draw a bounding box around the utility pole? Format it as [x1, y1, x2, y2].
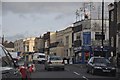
[114, 0, 117, 56]
[102, 0, 104, 57]
[2, 35, 4, 45]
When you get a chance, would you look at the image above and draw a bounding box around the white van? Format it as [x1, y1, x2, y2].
[33, 53, 46, 64]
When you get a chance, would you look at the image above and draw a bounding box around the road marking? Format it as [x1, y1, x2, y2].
[82, 76, 89, 80]
[73, 72, 80, 75]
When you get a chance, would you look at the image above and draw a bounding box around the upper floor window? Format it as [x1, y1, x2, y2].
[66, 36, 69, 45]
[95, 32, 105, 40]
[111, 10, 114, 21]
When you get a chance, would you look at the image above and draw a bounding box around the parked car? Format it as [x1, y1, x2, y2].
[0, 44, 22, 79]
[44, 56, 65, 71]
[86, 57, 116, 76]
[33, 53, 46, 64]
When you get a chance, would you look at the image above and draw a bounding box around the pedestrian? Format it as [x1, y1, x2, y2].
[67, 58, 70, 64]
[29, 64, 35, 73]
[19, 65, 28, 80]
[19, 62, 32, 80]
[72, 57, 74, 64]
[28, 63, 35, 79]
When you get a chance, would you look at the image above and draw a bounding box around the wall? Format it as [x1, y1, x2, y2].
[29, 38, 35, 52]
[49, 46, 64, 57]
[14, 39, 24, 53]
[56, 30, 64, 47]
[56, 47, 64, 57]
[63, 27, 73, 57]
[23, 37, 35, 52]
[63, 27, 73, 48]
[117, 1, 120, 53]
[50, 32, 56, 43]
[117, 1, 120, 24]
[34, 37, 44, 52]
[56, 30, 65, 57]
[91, 20, 109, 40]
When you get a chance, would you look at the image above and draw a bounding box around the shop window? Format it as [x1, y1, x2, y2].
[85, 51, 90, 61]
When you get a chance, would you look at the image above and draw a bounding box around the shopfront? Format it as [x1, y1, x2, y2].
[82, 46, 93, 63]
[74, 46, 93, 64]
[74, 47, 82, 63]
[81, 32, 93, 63]
[93, 46, 110, 58]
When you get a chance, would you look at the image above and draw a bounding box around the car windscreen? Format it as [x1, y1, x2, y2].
[94, 58, 110, 64]
[39, 55, 45, 58]
[0, 46, 14, 67]
[16, 58, 25, 66]
[49, 56, 62, 60]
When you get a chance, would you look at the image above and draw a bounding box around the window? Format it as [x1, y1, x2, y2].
[59, 39, 63, 44]
[95, 32, 100, 35]
[85, 51, 90, 61]
[88, 57, 93, 63]
[111, 11, 114, 21]
[76, 32, 81, 40]
[27, 45, 29, 51]
[38, 55, 45, 58]
[49, 56, 62, 60]
[93, 58, 110, 64]
[95, 32, 105, 40]
[76, 36, 81, 40]
[66, 36, 69, 46]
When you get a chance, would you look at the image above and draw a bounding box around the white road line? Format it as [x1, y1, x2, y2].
[73, 72, 80, 75]
[82, 76, 89, 80]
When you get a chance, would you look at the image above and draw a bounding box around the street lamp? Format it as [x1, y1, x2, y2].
[102, 0, 104, 57]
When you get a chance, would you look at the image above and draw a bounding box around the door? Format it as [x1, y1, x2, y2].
[0, 45, 21, 78]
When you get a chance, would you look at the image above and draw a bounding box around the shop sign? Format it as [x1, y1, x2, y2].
[74, 47, 82, 51]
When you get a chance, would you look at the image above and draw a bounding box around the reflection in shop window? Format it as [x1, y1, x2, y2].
[85, 51, 90, 61]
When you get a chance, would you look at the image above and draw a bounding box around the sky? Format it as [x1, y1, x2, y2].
[1, 0, 114, 42]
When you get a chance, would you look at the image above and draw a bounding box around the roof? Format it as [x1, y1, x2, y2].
[3, 42, 14, 48]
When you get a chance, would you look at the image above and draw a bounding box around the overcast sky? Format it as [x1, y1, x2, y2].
[1, 1, 113, 42]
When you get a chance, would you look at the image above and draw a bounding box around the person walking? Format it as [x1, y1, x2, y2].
[19, 63, 31, 80]
[29, 64, 35, 73]
[19, 65, 28, 80]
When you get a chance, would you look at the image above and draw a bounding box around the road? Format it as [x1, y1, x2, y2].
[31, 64, 119, 80]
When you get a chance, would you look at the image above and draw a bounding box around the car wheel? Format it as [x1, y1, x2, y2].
[91, 68, 95, 75]
[47, 68, 51, 71]
[62, 68, 64, 71]
[44, 67, 46, 70]
[111, 72, 116, 77]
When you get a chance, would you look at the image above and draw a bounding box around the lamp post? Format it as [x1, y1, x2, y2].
[102, 0, 104, 57]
